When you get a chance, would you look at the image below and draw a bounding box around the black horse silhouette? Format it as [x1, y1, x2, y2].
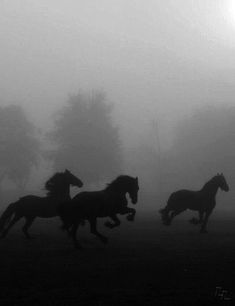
[58, 175, 139, 249]
[0, 169, 83, 238]
[159, 173, 229, 233]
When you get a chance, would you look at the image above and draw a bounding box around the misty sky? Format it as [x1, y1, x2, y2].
[1, 0, 235, 149]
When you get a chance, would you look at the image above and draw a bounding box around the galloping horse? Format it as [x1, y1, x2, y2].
[58, 175, 139, 249]
[159, 173, 229, 233]
[0, 169, 83, 238]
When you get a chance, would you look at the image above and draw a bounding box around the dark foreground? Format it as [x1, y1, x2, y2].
[0, 211, 235, 305]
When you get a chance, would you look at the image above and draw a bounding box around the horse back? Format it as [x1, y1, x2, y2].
[169, 189, 199, 200]
[17, 195, 58, 217]
[167, 189, 215, 211]
[64, 190, 114, 218]
[167, 189, 202, 209]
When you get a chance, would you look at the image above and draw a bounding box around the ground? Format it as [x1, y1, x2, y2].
[0, 210, 234, 305]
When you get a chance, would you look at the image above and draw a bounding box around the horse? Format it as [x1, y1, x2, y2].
[0, 169, 83, 239]
[159, 173, 229, 233]
[58, 175, 139, 249]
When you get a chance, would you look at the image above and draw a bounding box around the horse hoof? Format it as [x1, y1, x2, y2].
[104, 221, 114, 228]
[126, 215, 134, 221]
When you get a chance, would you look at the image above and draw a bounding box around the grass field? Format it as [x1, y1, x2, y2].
[0, 210, 234, 305]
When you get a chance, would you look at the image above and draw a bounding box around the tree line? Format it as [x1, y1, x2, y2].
[1, 93, 234, 203]
[125, 105, 235, 201]
[0, 91, 121, 193]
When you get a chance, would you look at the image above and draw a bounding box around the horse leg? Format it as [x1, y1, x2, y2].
[104, 214, 121, 229]
[1, 214, 22, 238]
[70, 221, 82, 249]
[189, 211, 204, 225]
[118, 207, 136, 221]
[200, 210, 212, 233]
[126, 207, 136, 221]
[89, 218, 108, 244]
[199, 211, 204, 223]
[22, 217, 35, 239]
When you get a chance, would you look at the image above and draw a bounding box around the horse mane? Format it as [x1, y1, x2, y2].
[105, 175, 131, 191]
[44, 172, 65, 196]
[201, 175, 219, 191]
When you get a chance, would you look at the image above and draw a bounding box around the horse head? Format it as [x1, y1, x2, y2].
[64, 169, 83, 188]
[127, 176, 139, 204]
[216, 173, 229, 192]
[107, 175, 139, 204]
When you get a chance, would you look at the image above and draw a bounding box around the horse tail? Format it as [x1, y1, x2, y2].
[0, 202, 16, 232]
[159, 206, 171, 225]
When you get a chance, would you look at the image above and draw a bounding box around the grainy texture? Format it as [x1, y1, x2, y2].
[0, 211, 234, 305]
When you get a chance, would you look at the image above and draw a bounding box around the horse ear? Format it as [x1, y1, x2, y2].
[65, 169, 69, 173]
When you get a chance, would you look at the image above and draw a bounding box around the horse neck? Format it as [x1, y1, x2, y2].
[201, 180, 220, 198]
[49, 184, 71, 201]
[106, 185, 127, 200]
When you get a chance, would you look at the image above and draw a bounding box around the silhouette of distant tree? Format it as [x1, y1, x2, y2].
[0, 105, 40, 190]
[167, 106, 235, 185]
[49, 91, 121, 184]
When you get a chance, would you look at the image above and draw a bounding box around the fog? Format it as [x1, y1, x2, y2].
[1, 1, 235, 208]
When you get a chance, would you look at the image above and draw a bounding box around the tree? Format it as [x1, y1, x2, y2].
[49, 91, 122, 184]
[0, 105, 40, 190]
[166, 106, 235, 189]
